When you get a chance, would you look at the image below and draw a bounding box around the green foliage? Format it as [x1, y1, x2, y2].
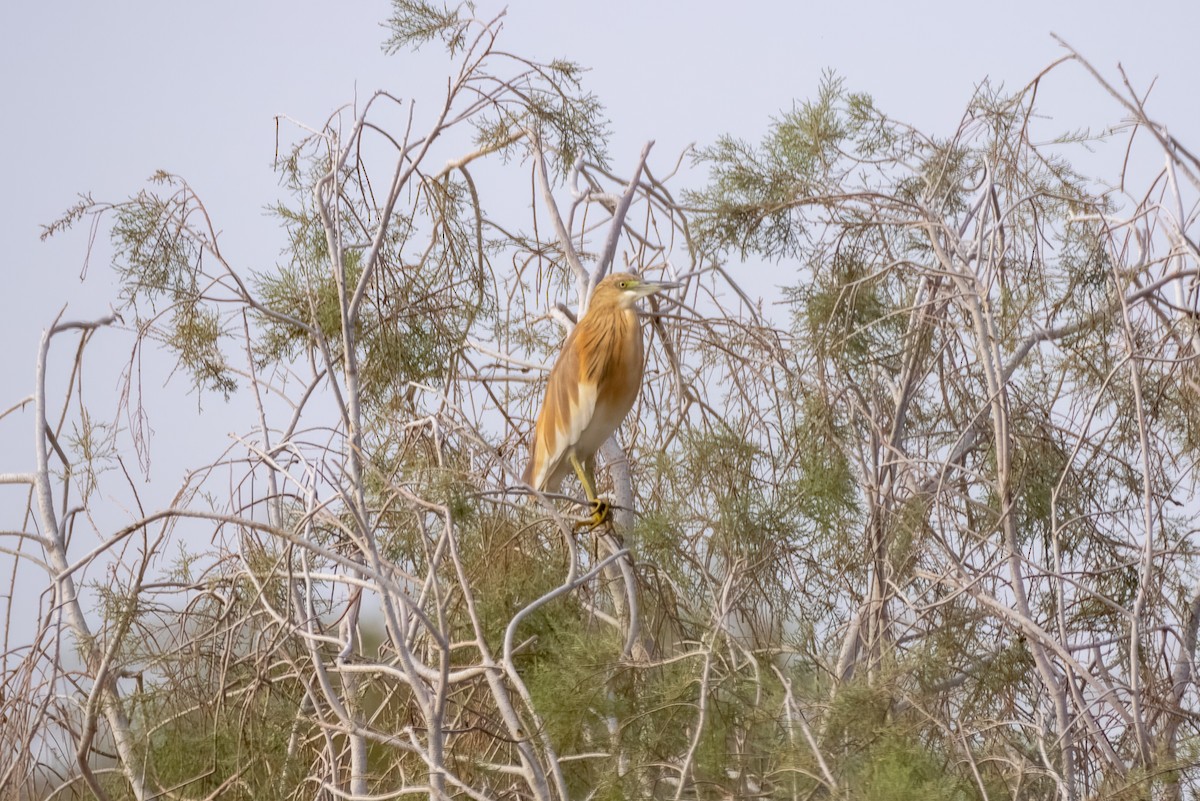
[631, 504, 685, 571]
[681, 429, 784, 559]
[141, 693, 304, 801]
[525, 72, 610, 177]
[94, 173, 242, 397]
[469, 61, 609, 178]
[851, 734, 967, 801]
[523, 624, 625, 796]
[821, 674, 974, 800]
[66, 407, 116, 501]
[794, 245, 902, 374]
[252, 175, 493, 413]
[387, 1, 608, 175]
[459, 514, 568, 646]
[687, 72, 852, 258]
[109, 175, 204, 306]
[253, 258, 348, 355]
[168, 302, 237, 396]
[384, 0, 471, 55]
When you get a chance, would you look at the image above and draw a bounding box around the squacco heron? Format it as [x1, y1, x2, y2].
[524, 272, 679, 524]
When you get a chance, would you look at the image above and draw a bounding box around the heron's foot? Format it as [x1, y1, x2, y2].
[574, 498, 611, 530]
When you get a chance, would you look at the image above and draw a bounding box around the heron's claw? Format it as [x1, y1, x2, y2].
[590, 498, 611, 525]
[574, 498, 611, 530]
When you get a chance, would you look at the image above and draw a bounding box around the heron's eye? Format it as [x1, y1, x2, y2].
[618, 280, 629, 289]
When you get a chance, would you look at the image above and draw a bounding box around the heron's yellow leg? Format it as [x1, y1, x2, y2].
[568, 451, 610, 526]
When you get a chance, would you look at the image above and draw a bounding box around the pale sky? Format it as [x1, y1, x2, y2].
[2, 0, 1198, 591]
[6, 2, 1199, 347]
[5, 1, 1198, 371]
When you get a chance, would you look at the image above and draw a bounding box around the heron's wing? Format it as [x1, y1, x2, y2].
[525, 328, 597, 491]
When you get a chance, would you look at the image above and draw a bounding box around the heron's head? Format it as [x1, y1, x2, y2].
[598, 272, 682, 309]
